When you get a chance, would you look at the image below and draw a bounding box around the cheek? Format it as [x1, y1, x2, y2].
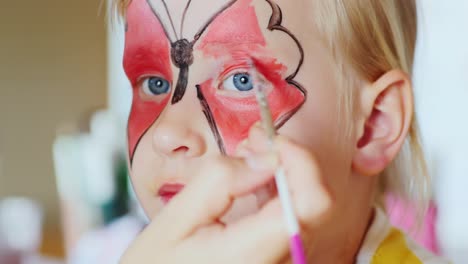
[278, 82, 355, 194]
[128, 95, 170, 161]
[199, 78, 305, 155]
[128, 131, 162, 216]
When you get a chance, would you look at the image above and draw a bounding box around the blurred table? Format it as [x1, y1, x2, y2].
[40, 225, 65, 260]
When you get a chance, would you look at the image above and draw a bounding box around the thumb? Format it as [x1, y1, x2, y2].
[148, 156, 275, 243]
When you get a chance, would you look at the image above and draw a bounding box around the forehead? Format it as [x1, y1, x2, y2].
[125, 0, 280, 46]
[195, 0, 266, 48]
[124, 0, 306, 70]
[125, 0, 311, 72]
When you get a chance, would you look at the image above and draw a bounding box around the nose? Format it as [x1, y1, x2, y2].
[151, 95, 207, 158]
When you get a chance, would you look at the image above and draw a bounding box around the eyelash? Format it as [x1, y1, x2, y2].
[217, 70, 251, 91]
[132, 66, 272, 97]
[218, 68, 272, 95]
[136, 74, 172, 100]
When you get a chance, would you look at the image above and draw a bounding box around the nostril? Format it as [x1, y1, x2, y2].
[173, 146, 189, 153]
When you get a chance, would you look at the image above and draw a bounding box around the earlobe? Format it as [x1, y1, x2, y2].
[352, 70, 414, 176]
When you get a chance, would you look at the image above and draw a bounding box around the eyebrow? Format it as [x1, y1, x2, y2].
[196, 41, 268, 57]
[123, 46, 172, 85]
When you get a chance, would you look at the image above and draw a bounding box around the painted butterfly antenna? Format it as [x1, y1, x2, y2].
[161, 0, 179, 39]
[180, 0, 193, 38]
[146, 0, 175, 43]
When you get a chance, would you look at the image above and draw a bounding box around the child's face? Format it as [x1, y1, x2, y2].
[124, 0, 355, 221]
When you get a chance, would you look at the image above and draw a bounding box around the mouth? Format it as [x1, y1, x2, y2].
[157, 183, 185, 204]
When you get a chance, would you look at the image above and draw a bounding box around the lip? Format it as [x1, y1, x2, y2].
[158, 183, 185, 204]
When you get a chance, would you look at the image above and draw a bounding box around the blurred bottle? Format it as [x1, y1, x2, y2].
[0, 197, 43, 264]
[53, 109, 134, 260]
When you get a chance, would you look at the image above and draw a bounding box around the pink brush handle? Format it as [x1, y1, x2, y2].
[290, 234, 307, 264]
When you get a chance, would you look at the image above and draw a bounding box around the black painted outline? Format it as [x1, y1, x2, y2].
[196, 0, 306, 153]
[264, 0, 306, 129]
[128, 0, 236, 164]
[180, 0, 193, 38]
[128, 113, 161, 165]
[161, 0, 179, 39]
[145, 0, 237, 105]
[129, 0, 306, 163]
[196, 85, 226, 155]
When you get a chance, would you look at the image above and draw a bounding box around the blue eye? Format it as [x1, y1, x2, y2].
[142, 76, 171, 95]
[222, 73, 254, 92]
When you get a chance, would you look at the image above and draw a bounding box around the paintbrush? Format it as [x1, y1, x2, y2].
[249, 62, 307, 264]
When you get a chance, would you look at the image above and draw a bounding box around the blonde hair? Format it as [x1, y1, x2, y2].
[112, 0, 430, 209]
[311, 0, 430, 211]
[113, 0, 130, 17]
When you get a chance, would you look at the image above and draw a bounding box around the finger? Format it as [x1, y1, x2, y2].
[246, 125, 334, 228]
[234, 122, 271, 158]
[248, 122, 272, 154]
[226, 198, 290, 264]
[254, 181, 277, 208]
[234, 138, 251, 157]
[152, 155, 275, 243]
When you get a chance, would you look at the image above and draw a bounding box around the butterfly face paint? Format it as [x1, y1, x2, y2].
[124, 0, 172, 160]
[124, 0, 306, 163]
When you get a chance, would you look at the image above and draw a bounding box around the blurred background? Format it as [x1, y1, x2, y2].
[0, 0, 467, 263]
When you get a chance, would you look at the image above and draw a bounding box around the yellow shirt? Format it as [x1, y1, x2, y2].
[357, 208, 451, 264]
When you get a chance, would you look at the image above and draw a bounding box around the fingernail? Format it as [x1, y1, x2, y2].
[253, 121, 262, 129]
[251, 121, 266, 136]
[273, 135, 289, 148]
[235, 139, 251, 157]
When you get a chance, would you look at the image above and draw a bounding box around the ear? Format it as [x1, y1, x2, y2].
[352, 70, 414, 176]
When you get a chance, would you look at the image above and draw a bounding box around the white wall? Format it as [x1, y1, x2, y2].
[414, 0, 468, 262]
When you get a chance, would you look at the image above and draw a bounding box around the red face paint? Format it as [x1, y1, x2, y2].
[196, 0, 305, 154]
[124, 0, 305, 160]
[198, 57, 304, 154]
[197, 0, 266, 50]
[124, 0, 172, 161]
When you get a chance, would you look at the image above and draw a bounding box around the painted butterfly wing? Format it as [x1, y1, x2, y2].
[124, 0, 306, 162]
[193, 0, 306, 154]
[124, 0, 173, 162]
